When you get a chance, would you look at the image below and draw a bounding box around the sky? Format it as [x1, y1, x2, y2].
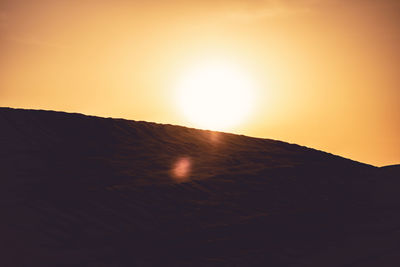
[0, 0, 399, 166]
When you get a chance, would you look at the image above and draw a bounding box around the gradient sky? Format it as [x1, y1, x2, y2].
[0, 0, 399, 166]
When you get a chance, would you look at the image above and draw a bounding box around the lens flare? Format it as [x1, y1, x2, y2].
[171, 157, 192, 181]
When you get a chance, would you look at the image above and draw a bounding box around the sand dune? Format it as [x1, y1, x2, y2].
[0, 107, 399, 266]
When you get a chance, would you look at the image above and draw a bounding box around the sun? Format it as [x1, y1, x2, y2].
[176, 60, 256, 131]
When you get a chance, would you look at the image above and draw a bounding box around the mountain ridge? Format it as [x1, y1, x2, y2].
[0, 106, 374, 168]
[0, 107, 398, 267]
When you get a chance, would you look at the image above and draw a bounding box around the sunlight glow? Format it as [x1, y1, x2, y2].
[176, 60, 256, 131]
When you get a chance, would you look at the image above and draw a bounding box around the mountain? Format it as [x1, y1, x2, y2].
[0, 107, 398, 266]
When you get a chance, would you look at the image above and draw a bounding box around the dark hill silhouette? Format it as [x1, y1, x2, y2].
[0, 107, 399, 266]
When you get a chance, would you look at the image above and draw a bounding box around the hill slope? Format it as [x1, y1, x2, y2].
[0, 107, 398, 266]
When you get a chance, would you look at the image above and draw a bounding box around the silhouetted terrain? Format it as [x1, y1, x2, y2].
[1, 107, 399, 266]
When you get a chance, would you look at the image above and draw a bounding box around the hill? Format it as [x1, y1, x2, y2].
[0, 107, 398, 266]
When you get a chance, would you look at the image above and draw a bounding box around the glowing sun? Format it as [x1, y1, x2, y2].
[176, 60, 256, 131]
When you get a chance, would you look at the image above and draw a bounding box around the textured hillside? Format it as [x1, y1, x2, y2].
[0, 107, 398, 266]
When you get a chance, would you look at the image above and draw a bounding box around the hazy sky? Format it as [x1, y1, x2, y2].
[0, 0, 399, 166]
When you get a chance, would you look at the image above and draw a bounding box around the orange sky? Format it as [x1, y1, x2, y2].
[0, 0, 399, 166]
